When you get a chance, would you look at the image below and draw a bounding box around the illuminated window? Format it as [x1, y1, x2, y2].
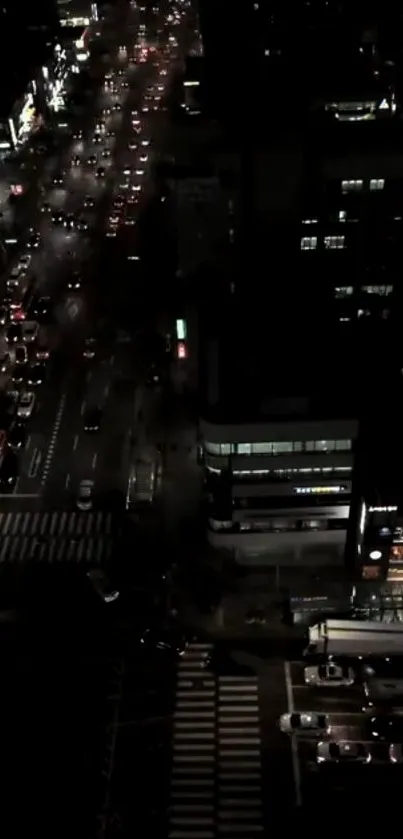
[272, 442, 293, 454]
[301, 236, 317, 250]
[341, 179, 363, 193]
[302, 218, 318, 225]
[338, 210, 346, 222]
[370, 178, 385, 191]
[362, 285, 393, 296]
[334, 286, 353, 298]
[324, 235, 345, 250]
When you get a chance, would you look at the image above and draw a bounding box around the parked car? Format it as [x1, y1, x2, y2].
[279, 712, 330, 736]
[304, 663, 355, 688]
[317, 741, 371, 764]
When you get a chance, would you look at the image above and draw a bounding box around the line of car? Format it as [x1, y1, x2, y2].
[280, 660, 403, 767]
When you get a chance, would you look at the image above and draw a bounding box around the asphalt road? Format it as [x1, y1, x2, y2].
[0, 0, 190, 512]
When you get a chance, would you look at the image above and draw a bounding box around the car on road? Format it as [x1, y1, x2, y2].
[52, 210, 65, 225]
[83, 195, 95, 208]
[96, 167, 106, 178]
[7, 267, 21, 289]
[0, 450, 18, 489]
[101, 149, 111, 158]
[17, 391, 35, 419]
[21, 321, 38, 343]
[6, 324, 22, 344]
[72, 155, 81, 166]
[84, 406, 102, 432]
[52, 174, 64, 186]
[77, 217, 89, 231]
[36, 338, 50, 361]
[0, 349, 10, 374]
[317, 741, 372, 764]
[15, 345, 28, 365]
[7, 420, 26, 449]
[128, 140, 137, 150]
[11, 363, 28, 384]
[31, 296, 50, 319]
[83, 338, 96, 359]
[73, 129, 83, 140]
[304, 663, 355, 688]
[0, 306, 8, 325]
[41, 201, 51, 214]
[67, 274, 81, 290]
[87, 154, 97, 166]
[19, 254, 32, 273]
[76, 479, 94, 511]
[87, 570, 120, 603]
[93, 133, 103, 144]
[27, 363, 45, 386]
[279, 712, 330, 735]
[389, 743, 403, 763]
[140, 628, 188, 657]
[64, 213, 76, 230]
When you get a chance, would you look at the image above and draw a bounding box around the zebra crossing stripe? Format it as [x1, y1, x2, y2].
[0, 510, 117, 564]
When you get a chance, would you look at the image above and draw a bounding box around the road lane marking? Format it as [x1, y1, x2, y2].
[73, 434, 79, 451]
[28, 448, 42, 479]
[65, 473, 70, 489]
[81, 401, 86, 415]
[26, 435, 31, 450]
[40, 392, 66, 487]
[284, 661, 302, 808]
[92, 453, 98, 469]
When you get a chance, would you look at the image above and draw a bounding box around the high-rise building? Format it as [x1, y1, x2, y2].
[193, 1, 403, 579]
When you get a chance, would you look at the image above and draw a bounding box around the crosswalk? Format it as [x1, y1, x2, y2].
[0, 511, 117, 564]
[169, 642, 264, 839]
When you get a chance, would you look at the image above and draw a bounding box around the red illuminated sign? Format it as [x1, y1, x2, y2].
[177, 342, 187, 359]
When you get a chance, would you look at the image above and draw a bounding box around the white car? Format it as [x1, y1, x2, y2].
[77, 479, 94, 511]
[279, 712, 330, 736]
[21, 321, 39, 343]
[19, 254, 32, 272]
[17, 391, 36, 419]
[389, 743, 403, 764]
[317, 741, 371, 764]
[304, 663, 355, 688]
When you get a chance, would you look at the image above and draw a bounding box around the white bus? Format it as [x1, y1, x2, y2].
[304, 619, 403, 659]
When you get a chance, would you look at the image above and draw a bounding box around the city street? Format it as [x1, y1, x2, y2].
[0, 0, 191, 525]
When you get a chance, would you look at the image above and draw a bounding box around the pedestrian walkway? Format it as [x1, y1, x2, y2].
[169, 642, 264, 839]
[0, 510, 117, 564]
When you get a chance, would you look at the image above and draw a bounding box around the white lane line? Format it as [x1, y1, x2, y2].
[65, 473, 70, 489]
[81, 401, 86, 415]
[92, 453, 98, 469]
[284, 661, 302, 808]
[40, 392, 66, 487]
[73, 434, 79, 451]
[26, 435, 31, 450]
[28, 448, 42, 479]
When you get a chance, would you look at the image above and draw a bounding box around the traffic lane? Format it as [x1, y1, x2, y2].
[40, 383, 90, 496]
[15, 370, 66, 495]
[291, 681, 364, 714]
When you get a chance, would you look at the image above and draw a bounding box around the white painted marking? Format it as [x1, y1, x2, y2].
[284, 661, 302, 808]
[81, 401, 86, 415]
[92, 452, 98, 469]
[40, 392, 66, 487]
[73, 434, 79, 451]
[65, 473, 70, 489]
